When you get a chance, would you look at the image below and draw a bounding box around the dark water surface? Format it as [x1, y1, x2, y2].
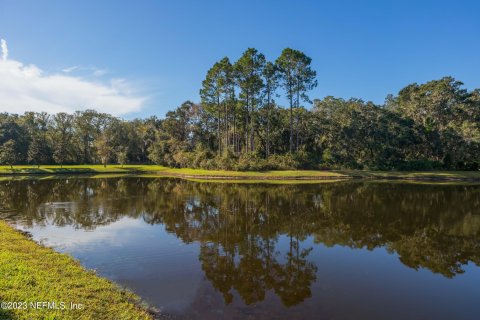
[1, 177, 480, 319]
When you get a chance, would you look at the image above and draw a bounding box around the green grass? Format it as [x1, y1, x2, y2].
[0, 221, 152, 320]
[0, 165, 479, 181]
[0, 165, 346, 177]
[0, 164, 166, 175]
[337, 170, 480, 180]
[157, 167, 347, 178]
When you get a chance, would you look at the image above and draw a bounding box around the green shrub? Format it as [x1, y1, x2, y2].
[266, 153, 298, 170]
[397, 159, 443, 171]
[213, 149, 237, 170]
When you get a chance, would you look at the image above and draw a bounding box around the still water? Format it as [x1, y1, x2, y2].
[1, 177, 479, 319]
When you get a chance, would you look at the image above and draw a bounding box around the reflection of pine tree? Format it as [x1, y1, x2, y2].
[199, 244, 236, 304]
[198, 233, 317, 307]
[2, 178, 480, 286]
[273, 237, 317, 307]
[194, 184, 319, 307]
[234, 236, 268, 305]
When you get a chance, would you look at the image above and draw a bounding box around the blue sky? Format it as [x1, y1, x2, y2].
[0, 0, 479, 118]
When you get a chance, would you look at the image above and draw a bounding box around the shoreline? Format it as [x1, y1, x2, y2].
[152, 171, 480, 182]
[0, 165, 479, 182]
[0, 220, 155, 320]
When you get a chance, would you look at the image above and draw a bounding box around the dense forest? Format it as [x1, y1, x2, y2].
[1, 48, 479, 170]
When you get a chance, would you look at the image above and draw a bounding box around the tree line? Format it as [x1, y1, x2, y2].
[0, 48, 479, 170]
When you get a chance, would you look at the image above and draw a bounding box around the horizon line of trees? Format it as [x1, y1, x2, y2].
[1, 48, 479, 170]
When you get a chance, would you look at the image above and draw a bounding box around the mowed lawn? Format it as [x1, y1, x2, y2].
[0, 165, 345, 177]
[0, 164, 165, 175]
[0, 165, 479, 180]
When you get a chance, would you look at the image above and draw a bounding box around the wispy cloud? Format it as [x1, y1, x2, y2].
[62, 65, 107, 77]
[0, 40, 146, 116]
[1, 39, 8, 61]
[92, 69, 107, 77]
[62, 65, 79, 73]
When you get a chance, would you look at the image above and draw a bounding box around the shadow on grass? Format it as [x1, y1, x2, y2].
[0, 307, 17, 320]
[5, 168, 98, 174]
[7, 168, 49, 174]
[48, 168, 97, 173]
[120, 166, 145, 172]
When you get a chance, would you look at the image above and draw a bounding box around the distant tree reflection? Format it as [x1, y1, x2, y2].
[1, 177, 480, 305]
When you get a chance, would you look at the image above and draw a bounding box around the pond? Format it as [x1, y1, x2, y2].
[1, 176, 479, 319]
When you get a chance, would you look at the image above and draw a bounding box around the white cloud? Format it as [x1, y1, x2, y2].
[62, 66, 79, 73]
[0, 41, 146, 116]
[20, 217, 149, 249]
[92, 68, 107, 77]
[1, 39, 8, 60]
[62, 65, 108, 77]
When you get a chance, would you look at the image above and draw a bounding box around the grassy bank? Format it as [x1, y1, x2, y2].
[0, 220, 152, 320]
[0, 165, 479, 181]
[0, 165, 165, 175]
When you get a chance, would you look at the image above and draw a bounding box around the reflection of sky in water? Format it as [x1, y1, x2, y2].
[308, 244, 480, 320]
[19, 217, 147, 249]
[3, 178, 480, 319]
[14, 217, 480, 319]
[17, 217, 204, 312]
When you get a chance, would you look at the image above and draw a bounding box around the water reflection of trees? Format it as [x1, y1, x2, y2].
[1, 178, 480, 305]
